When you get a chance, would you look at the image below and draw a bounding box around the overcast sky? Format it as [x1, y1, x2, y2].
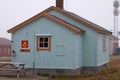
[0, 0, 119, 39]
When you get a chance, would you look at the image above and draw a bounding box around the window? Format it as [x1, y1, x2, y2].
[102, 34, 106, 52]
[36, 36, 51, 51]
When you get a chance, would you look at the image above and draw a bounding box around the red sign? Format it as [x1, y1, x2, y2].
[21, 40, 28, 48]
[20, 49, 30, 52]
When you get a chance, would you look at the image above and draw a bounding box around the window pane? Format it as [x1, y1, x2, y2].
[44, 38, 48, 42]
[40, 38, 44, 42]
[44, 43, 48, 47]
[37, 36, 51, 51]
[40, 43, 44, 47]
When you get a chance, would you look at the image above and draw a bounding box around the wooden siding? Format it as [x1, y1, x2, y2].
[0, 45, 11, 57]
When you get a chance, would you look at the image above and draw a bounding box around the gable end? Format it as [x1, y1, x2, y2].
[8, 6, 111, 35]
[43, 6, 112, 35]
[7, 12, 85, 34]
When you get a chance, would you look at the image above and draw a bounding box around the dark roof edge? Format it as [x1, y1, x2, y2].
[7, 12, 85, 34]
[8, 6, 112, 35]
[44, 6, 112, 35]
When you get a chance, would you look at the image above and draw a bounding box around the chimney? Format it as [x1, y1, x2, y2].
[56, 0, 64, 9]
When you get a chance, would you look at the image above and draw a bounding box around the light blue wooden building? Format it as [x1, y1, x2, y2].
[8, 0, 112, 75]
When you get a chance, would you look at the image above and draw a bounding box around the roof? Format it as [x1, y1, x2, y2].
[66, 11, 112, 34]
[111, 35, 119, 40]
[8, 13, 85, 34]
[7, 6, 112, 35]
[0, 37, 11, 45]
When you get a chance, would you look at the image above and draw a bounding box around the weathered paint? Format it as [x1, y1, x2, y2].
[97, 34, 110, 66]
[12, 17, 83, 69]
[47, 10, 105, 66]
[10, 8, 110, 70]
